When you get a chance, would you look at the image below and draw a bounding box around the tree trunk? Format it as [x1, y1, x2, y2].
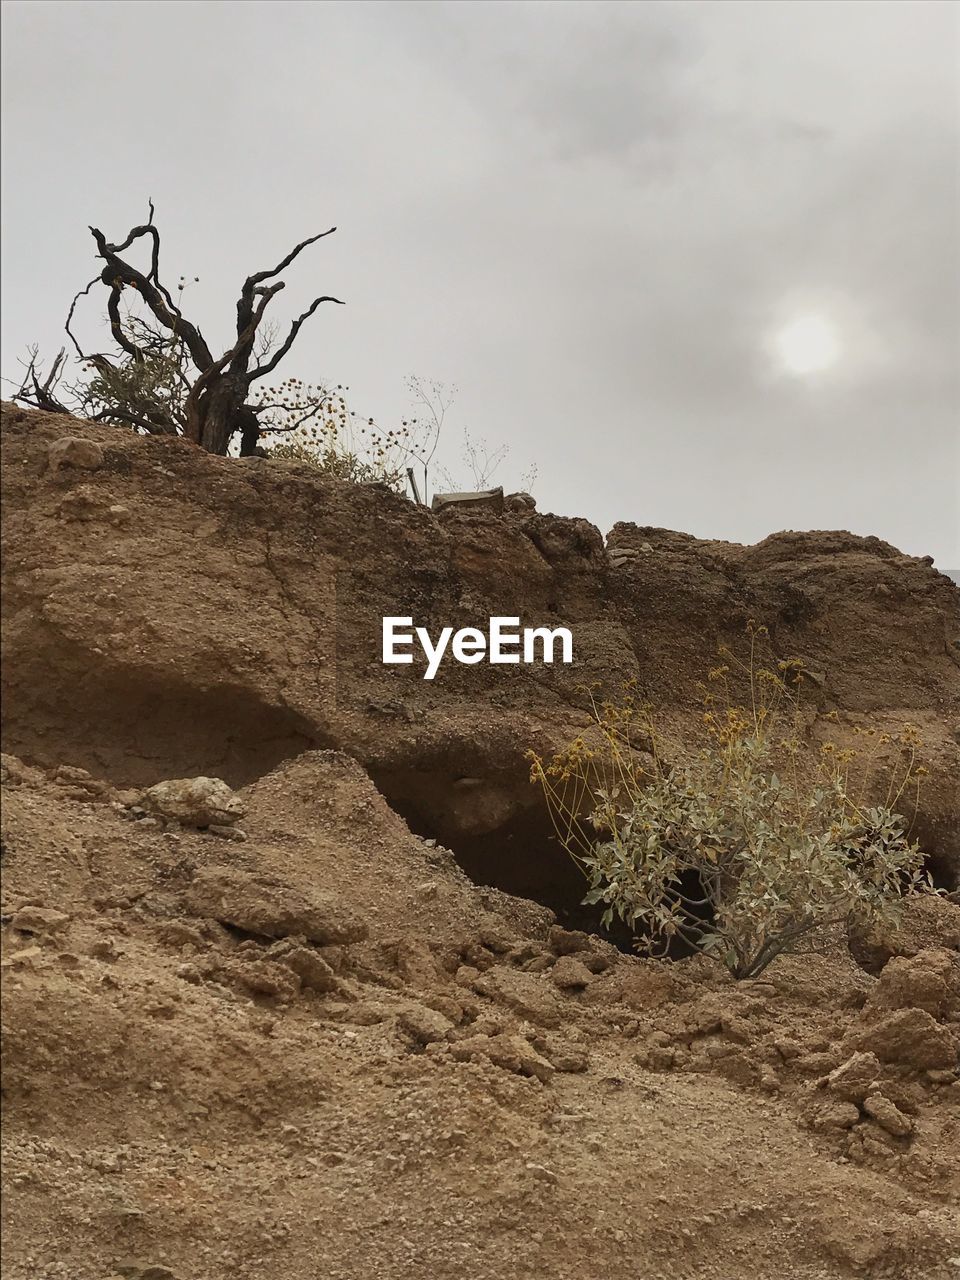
[197, 374, 249, 455]
[238, 406, 262, 457]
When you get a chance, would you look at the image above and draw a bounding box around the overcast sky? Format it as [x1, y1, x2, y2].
[2, 0, 958, 565]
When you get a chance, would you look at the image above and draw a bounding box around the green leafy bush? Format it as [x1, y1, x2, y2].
[528, 627, 932, 978]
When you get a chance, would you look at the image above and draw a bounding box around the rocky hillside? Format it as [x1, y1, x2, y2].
[2, 402, 960, 1280]
[3, 403, 958, 893]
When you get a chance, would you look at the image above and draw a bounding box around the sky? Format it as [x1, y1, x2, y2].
[2, 0, 958, 566]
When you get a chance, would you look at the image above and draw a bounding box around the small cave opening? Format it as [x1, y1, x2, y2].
[902, 812, 958, 894]
[920, 847, 959, 895]
[373, 771, 696, 956]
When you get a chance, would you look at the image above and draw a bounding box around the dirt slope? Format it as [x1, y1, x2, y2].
[2, 403, 960, 1280]
[2, 752, 959, 1280]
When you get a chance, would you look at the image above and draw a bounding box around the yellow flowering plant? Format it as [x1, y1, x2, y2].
[527, 625, 932, 979]
[254, 382, 416, 490]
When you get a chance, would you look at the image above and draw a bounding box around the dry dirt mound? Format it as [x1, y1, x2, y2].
[3, 404, 960, 1279]
[2, 753, 959, 1280]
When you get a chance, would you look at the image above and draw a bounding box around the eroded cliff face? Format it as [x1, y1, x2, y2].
[2, 401, 959, 888]
[3, 402, 960, 1280]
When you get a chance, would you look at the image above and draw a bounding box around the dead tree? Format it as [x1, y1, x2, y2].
[11, 346, 72, 416]
[64, 203, 343, 455]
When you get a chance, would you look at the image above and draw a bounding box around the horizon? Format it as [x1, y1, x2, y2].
[1, 0, 957, 564]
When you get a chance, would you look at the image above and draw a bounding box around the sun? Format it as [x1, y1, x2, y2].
[774, 314, 841, 376]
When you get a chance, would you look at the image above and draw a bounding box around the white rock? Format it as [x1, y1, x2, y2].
[47, 437, 104, 473]
[139, 776, 245, 828]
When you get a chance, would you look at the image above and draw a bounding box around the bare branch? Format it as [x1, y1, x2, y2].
[64, 276, 100, 359]
[10, 346, 72, 415]
[232, 227, 339, 376]
[244, 227, 337, 289]
[107, 285, 147, 362]
[89, 223, 213, 371]
[251, 294, 344, 380]
[91, 407, 179, 436]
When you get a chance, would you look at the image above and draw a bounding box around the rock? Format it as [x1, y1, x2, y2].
[89, 939, 120, 961]
[472, 967, 562, 1028]
[804, 1095, 861, 1131]
[548, 1046, 589, 1073]
[186, 866, 367, 945]
[826, 1052, 883, 1103]
[395, 938, 446, 987]
[607, 547, 641, 569]
[449, 1033, 555, 1083]
[504, 491, 536, 513]
[397, 1004, 455, 1045]
[862, 1093, 914, 1138]
[55, 485, 115, 521]
[10, 905, 70, 934]
[720, 1014, 754, 1045]
[864, 949, 957, 1019]
[208, 824, 247, 842]
[926, 1068, 957, 1084]
[504, 942, 546, 966]
[550, 956, 593, 991]
[114, 1261, 179, 1280]
[60, 783, 106, 802]
[1, 946, 43, 968]
[431, 486, 504, 516]
[548, 926, 596, 955]
[681, 994, 726, 1039]
[54, 764, 110, 795]
[478, 919, 517, 953]
[269, 942, 340, 992]
[848, 1007, 958, 1071]
[759, 1066, 781, 1093]
[0, 753, 44, 786]
[712, 1051, 758, 1087]
[46, 436, 104, 473]
[140, 777, 245, 828]
[216, 957, 301, 1000]
[852, 1123, 900, 1158]
[794, 1050, 843, 1076]
[772, 1036, 804, 1061]
[425, 993, 464, 1023]
[54, 764, 93, 783]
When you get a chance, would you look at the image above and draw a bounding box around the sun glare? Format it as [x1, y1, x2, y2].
[774, 314, 841, 376]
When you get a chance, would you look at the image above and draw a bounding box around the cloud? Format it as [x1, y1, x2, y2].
[1, 0, 957, 563]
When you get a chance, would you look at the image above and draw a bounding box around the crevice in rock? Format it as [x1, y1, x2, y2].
[922, 849, 957, 893]
[2, 640, 328, 788]
[372, 767, 639, 951]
